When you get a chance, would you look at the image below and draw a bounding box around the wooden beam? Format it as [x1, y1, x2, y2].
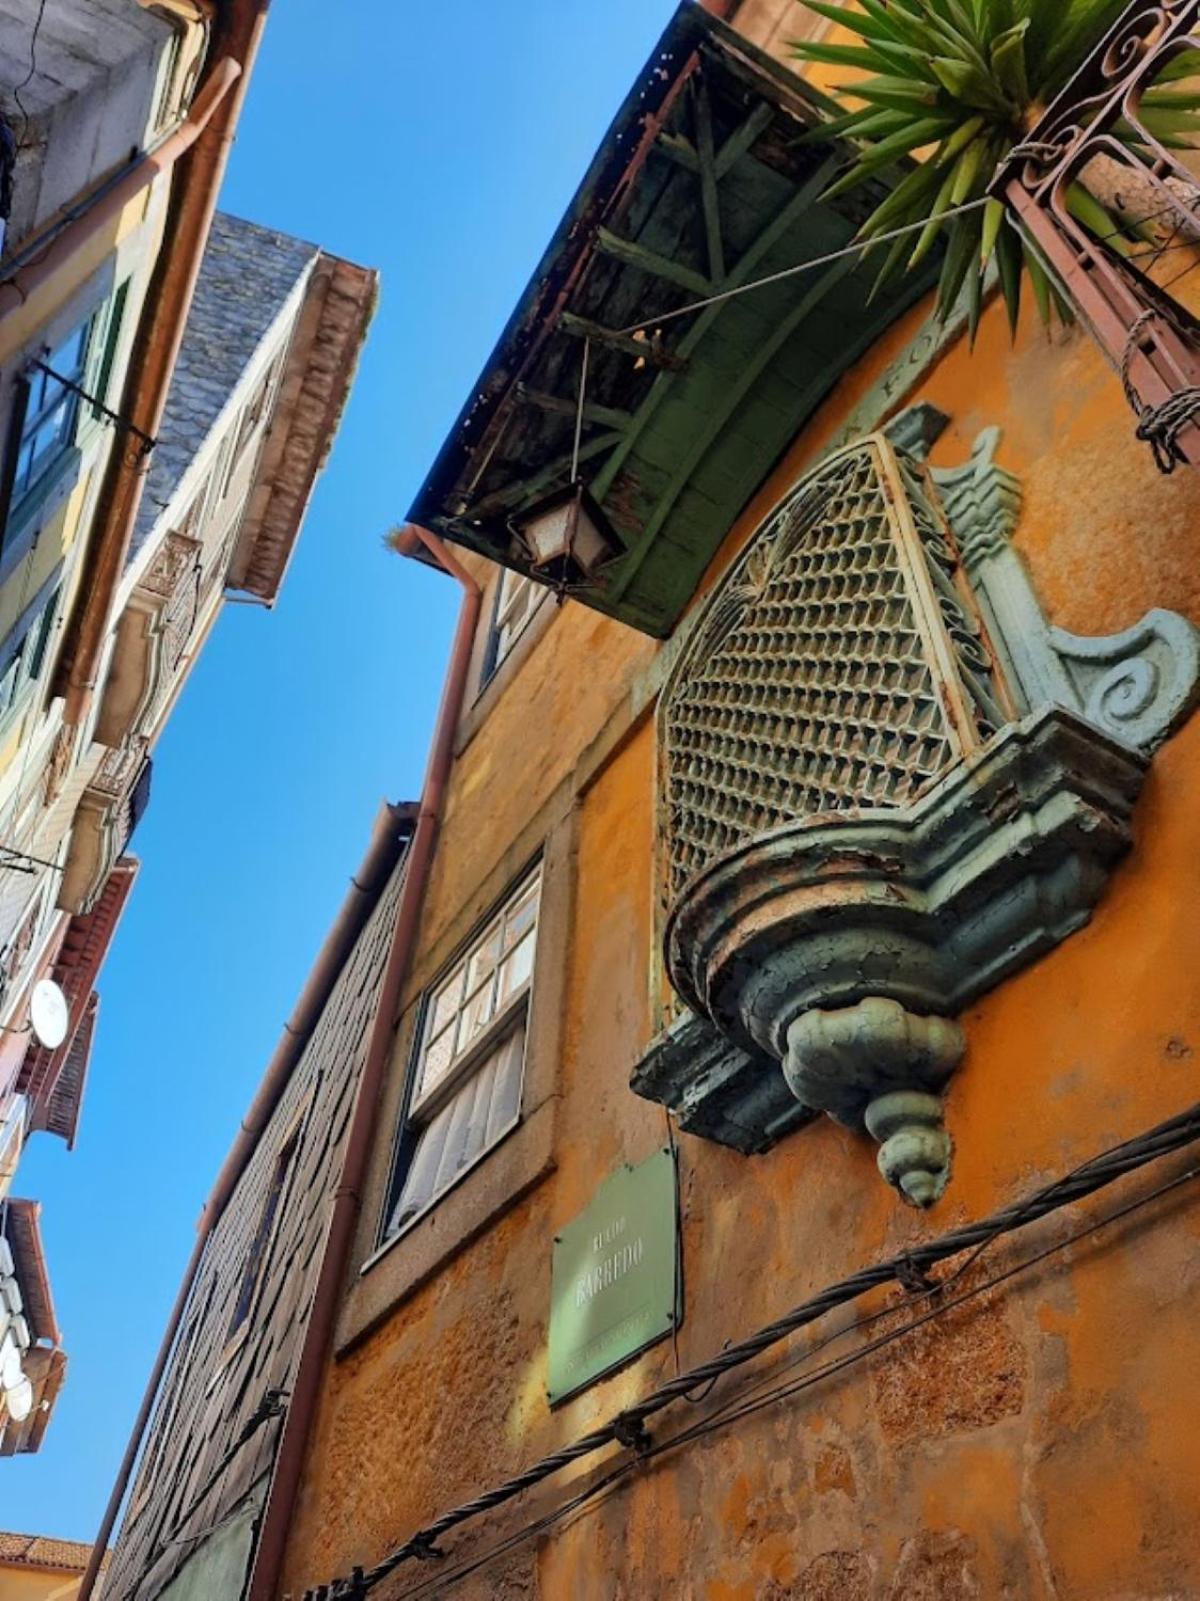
[695, 81, 726, 284]
[655, 100, 773, 180]
[515, 384, 634, 432]
[715, 101, 774, 178]
[591, 150, 844, 501]
[595, 227, 714, 298]
[605, 258, 858, 605]
[559, 311, 687, 372]
[656, 130, 700, 173]
[465, 430, 625, 520]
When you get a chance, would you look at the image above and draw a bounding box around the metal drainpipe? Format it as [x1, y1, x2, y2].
[246, 528, 481, 1601]
[74, 8, 276, 1595]
[0, 61, 238, 311]
[58, 0, 274, 730]
[77, 799, 412, 1601]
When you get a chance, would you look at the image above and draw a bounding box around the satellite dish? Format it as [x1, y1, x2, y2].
[30, 979, 69, 1051]
[4, 1373, 33, 1423]
[0, 1334, 22, 1391]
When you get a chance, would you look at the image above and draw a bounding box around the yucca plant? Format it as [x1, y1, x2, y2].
[793, 0, 1200, 336]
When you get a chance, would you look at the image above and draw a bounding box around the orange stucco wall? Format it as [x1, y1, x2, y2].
[280, 65, 1200, 1601]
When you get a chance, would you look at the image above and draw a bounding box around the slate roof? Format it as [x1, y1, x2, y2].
[130, 213, 318, 564]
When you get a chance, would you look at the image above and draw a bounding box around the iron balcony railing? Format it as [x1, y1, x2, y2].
[992, 0, 1200, 471]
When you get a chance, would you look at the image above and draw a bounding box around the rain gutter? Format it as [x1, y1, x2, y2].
[246, 527, 481, 1601]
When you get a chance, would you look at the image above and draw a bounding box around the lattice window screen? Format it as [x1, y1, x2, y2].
[659, 436, 1008, 904]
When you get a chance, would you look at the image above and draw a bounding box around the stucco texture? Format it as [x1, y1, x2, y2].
[281, 247, 1200, 1598]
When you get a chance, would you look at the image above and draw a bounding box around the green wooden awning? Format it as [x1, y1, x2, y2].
[408, 6, 934, 638]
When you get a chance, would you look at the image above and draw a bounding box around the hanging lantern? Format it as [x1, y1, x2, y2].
[513, 480, 621, 587]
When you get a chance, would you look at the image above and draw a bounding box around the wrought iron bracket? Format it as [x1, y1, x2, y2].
[31, 360, 156, 458]
[933, 426, 1200, 753]
[989, 0, 1200, 470]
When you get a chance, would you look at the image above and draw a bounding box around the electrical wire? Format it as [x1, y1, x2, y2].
[612, 192, 1200, 342]
[301, 1100, 1200, 1600]
[11, 0, 50, 153]
[614, 197, 992, 337]
[385, 1159, 1200, 1601]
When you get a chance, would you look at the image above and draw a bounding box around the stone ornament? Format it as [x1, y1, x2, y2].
[932, 427, 1200, 754]
[637, 424, 1198, 1206]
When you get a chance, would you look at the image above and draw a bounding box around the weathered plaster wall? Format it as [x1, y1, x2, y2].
[0, 1564, 88, 1600]
[280, 251, 1200, 1599]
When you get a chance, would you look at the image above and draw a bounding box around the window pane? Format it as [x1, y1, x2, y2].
[417, 1026, 455, 1100]
[30, 403, 71, 456]
[16, 440, 35, 494]
[455, 978, 495, 1055]
[388, 1024, 524, 1237]
[52, 321, 90, 379]
[497, 568, 527, 619]
[497, 933, 534, 1006]
[465, 919, 502, 994]
[427, 966, 464, 1040]
[485, 1030, 524, 1144]
[411, 869, 540, 1113]
[490, 573, 541, 676]
[502, 881, 538, 952]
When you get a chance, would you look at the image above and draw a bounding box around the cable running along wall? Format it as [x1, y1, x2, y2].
[298, 1099, 1200, 1601]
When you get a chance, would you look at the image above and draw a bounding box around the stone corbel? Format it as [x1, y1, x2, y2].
[932, 428, 1200, 753]
[664, 707, 1146, 1205]
[94, 532, 201, 750]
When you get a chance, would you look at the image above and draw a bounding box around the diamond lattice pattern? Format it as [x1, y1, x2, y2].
[663, 444, 958, 898]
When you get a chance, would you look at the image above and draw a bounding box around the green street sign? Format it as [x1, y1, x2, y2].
[547, 1147, 679, 1406]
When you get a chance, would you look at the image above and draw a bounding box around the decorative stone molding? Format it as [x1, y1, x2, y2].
[630, 1010, 814, 1155]
[785, 1003, 963, 1206]
[663, 706, 1144, 1204]
[94, 532, 200, 750]
[59, 745, 151, 915]
[932, 428, 1200, 753]
[635, 423, 1195, 1206]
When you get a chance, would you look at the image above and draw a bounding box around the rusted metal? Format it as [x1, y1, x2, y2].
[29, 360, 156, 457]
[991, 0, 1200, 469]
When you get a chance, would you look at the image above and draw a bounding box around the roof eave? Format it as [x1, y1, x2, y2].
[227, 253, 380, 604]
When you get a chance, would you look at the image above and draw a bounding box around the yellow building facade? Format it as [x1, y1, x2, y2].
[0, 0, 376, 1456]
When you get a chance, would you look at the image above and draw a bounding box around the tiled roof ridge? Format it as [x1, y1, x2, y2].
[0, 1529, 109, 1571]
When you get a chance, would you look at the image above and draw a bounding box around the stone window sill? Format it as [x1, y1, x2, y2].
[336, 1097, 556, 1357]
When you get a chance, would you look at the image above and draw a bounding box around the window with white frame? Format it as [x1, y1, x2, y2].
[383, 865, 541, 1240]
[481, 570, 542, 686]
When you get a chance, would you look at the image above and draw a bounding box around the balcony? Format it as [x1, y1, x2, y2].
[58, 747, 151, 916]
[94, 529, 201, 751]
[634, 417, 1198, 1206]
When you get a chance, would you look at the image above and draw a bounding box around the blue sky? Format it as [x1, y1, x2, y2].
[6, 0, 681, 1542]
